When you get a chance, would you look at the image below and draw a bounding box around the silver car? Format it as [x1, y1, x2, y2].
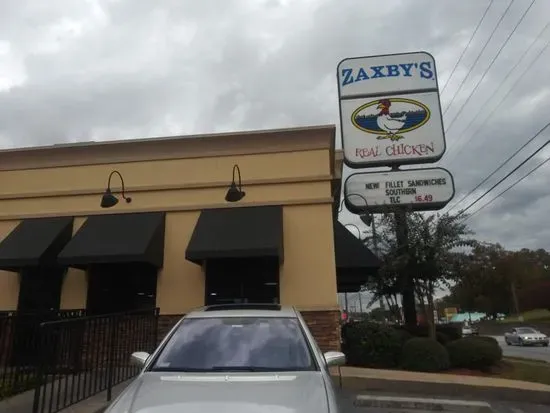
[504, 327, 549, 347]
[105, 304, 347, 413]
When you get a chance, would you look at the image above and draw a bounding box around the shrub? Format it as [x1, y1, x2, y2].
[395, 324, 462, 341]
[400, 337, 450, 372]
[446, 337, 502, 371]
[469, 336, 503, 359]
[342, 322, 410, 369]
[436, 331, 451, 346]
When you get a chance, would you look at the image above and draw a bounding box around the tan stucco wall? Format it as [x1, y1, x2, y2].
[0, 220, 20, 310]
[0, 126, 338, 314]
[280, 203, 338, 310]
[157, 211, 204, 314]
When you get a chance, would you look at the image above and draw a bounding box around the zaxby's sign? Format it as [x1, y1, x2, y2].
[337, 52, 446, 168]
[344, 168, 455, 213]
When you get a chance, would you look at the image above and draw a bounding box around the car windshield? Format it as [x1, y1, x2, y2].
[150, 316, 317, 372]
[516, 327, 537, 334]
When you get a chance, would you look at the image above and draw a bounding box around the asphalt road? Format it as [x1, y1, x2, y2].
[491, 335, 550, 363]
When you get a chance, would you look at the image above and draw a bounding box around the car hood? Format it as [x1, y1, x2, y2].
[106, 371, 330, 413]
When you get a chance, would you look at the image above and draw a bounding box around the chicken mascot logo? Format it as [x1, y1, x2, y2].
[351, 97, 431, 141]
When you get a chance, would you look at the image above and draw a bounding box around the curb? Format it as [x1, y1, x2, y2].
[334, 376, 550, 405]
[355, 395, 493, 412]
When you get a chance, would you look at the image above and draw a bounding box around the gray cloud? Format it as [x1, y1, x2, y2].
[2, 0, 550, 249]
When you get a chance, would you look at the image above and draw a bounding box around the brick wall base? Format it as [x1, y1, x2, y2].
[300, 310, 341, 353]
[158, 314, 184, 344]
[159, 310, 341, 353]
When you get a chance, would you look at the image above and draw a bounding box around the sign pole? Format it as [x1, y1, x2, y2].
[394, 203, 417, 327]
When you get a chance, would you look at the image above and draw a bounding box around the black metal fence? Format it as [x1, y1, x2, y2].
[0, 309, 85, 401]
[32, 308, 159, 413]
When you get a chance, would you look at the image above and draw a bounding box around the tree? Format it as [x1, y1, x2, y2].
[371, 210, 478, 337]
[448, 244, 550, 317]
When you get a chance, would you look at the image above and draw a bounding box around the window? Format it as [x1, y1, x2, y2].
[516, 327, 537, 334]
[17, 267, 65, 312]
[150, 317, 317, 372]
[205, 258, 279, 305]
[86, 263, 157, 315]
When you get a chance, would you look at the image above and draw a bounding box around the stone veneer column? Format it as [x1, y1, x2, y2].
[157, 314, 184, 344]
[300, 310, 341, 352]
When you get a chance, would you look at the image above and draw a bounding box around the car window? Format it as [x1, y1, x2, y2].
[516, 327, 536, 334]
[150, 316, 317, 372]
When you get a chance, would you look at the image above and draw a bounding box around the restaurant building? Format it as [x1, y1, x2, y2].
[0, 125, 379, 351]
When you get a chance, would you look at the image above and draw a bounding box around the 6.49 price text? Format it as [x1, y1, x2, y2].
[415, 194, 433, 202]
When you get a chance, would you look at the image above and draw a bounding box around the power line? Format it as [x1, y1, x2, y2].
[444, 19, 550, 166]
[442, 0, 515, 116]
[464, 154, 550, 222]
[446, 82, 550, 214]
[443, 0, 536, 135]
[456, 121, 550, 216]
[440, 0, 496, 95]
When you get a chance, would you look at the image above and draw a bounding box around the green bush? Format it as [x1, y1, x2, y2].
[470, 336, 503, 359]
[436, 331, 451, 346]
[400, 337, 450, 372]
[342, 322, 411, 368]
[446, 337, 502, 371]
[395, 324, 462, 341]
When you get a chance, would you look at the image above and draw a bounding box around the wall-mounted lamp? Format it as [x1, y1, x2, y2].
[339, 193, 373, 226]
[101, 170, 132, 208]
[225, 164, 245, 202]
[344, 223, 365, 240]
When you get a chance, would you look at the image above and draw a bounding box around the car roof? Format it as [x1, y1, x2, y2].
[185, 303, 298, 319]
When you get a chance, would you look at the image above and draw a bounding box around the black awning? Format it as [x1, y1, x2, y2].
[334, 221, 380, 291]
[58, 212, 165, 270]
[334, 221, 381, 270]
[337, 283, 363, 293]
[0, 217, 74, 271]
[185, 206, 283, 264]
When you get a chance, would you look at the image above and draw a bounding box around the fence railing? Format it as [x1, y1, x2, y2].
[32, 307, 159, 413]
[0, 309, 86, 401]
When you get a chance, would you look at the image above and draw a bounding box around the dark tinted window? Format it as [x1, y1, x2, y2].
[151, 317, 316, 372]
[516, 327, 537, 334]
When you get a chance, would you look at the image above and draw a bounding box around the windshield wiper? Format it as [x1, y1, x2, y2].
[150, 367, 212, 372]
[151, 365, 311, 373]
[210, 366, 276, 372]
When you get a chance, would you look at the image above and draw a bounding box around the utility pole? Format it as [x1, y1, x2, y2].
[357, 291, 363, 313]
[394, 205, 417, 327]
[510, 279, 522, 322]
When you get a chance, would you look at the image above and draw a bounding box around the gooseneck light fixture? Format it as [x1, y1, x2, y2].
[225, 164, 245, 202]
[100, 170, 132, 208]
[339, 193, 373, 226]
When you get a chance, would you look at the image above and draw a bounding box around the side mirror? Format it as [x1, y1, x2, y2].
[130, 351, 150, 367]
[323, 351, 346, 367]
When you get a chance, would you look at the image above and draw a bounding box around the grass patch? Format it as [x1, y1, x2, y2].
[496, 358, 550, 386]
[500, 309, 550, 323]
[504, 356, 548, 365]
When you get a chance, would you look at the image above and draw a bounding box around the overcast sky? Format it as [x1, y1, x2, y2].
[2, 0, 550, 252]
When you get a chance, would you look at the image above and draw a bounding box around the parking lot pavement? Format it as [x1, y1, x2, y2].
[338, 391, 549, 412]
[492, 335, 550, 363]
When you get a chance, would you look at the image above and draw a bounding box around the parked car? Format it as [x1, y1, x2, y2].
[105, 303, 347, 413]
[504, 327, 549, 347]
[461, 322, 479, 336]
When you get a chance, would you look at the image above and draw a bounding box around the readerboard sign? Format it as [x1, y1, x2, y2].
[344, 167, 455, 213]
[337, 52, 446, 168]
